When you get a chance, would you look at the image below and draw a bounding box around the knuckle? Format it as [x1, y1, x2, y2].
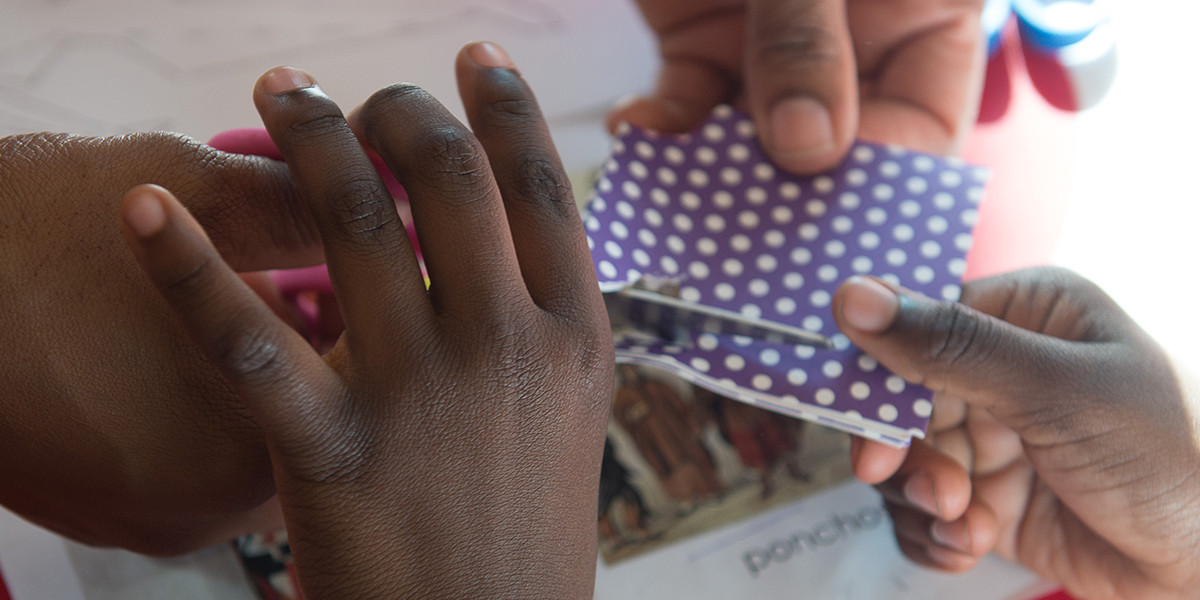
[426, 126, 486, 174]
[923, 301, 994, 375]
[750, 21, 841, 72]
[327, 177, 398, 235]
[510, 157, 573, 207]
[454, 289, 537, 339]
[572, 327, 618, 417]
[212, 315, 290, 387]
[1021, 266, 1093, 295]
[484, 95, 541, 124]
[418, 126, 493, 202]
[361, 83, 430, 124]
[282, 111, 350, 141]
[161, 254, 216, 298]
[467, 312, 614, 419]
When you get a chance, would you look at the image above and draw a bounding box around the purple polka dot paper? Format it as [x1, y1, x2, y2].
[585, 106, 987, 447]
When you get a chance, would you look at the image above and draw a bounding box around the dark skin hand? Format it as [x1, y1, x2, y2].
[121, 41, 614, 600]
[834, 268, 1200, 600]
[0, 131, 322, 554]
[613, 0, 988, 173]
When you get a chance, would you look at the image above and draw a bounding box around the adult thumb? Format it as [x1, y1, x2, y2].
[746, 0, 857, 174]
[831, 274, 1072, 416]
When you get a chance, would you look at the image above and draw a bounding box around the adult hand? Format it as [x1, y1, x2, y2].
[833, 268, 1200, 599]
[0, 131, 322, 553]
[613, 0, 988, 173]
[121, 42, 614, 600]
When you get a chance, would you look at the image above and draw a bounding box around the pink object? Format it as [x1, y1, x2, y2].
[1031, 591, 1076, 600]
[962, 21, 1076, 281]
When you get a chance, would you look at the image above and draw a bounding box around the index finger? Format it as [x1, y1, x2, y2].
[851, 0, 988, 154]
[253, 67, 431, 353]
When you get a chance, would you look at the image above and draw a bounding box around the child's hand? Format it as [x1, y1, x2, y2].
[835, 268, 1200, 599]
[121, 43, 614, 599]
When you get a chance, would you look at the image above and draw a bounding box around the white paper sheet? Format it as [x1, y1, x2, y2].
[595, 480, 1050, 600]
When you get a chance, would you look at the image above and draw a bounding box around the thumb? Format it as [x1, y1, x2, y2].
[831, 275, 1074, 416]
[746, 0, 857, 174]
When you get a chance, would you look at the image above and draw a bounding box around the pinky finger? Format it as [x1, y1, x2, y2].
[120, 184, 333, 432]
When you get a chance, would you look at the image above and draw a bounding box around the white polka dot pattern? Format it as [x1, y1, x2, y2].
[587, 106, 986, 447]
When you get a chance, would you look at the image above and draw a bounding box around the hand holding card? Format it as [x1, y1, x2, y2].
[588, 106, 986, 446]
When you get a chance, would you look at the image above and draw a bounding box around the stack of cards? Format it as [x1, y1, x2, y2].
[586, 106, 986, 446]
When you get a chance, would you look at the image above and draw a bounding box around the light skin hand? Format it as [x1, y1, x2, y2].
[121, 42, 614, 600]
[612, 0, 988, 174]
[834, 268, 1200, 600]
[0, 130, 322, 554]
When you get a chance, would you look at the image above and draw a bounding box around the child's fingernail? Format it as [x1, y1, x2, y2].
[262, 66, 316, 95]
[840, 276, 899, 333]
[123, 187, 167, 238]
[467, 41, 514, 69]
[903, 471, 941, 516]
[770, 96, 835, 167]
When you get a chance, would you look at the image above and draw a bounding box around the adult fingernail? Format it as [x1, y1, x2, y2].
[841, 276, 899, 333]
[262, 66, 316, 95]
[770, 96, 835, 167]
[467, 41, 514, 69]
[123, 186, 167, 238]
[932, 518, 972, 553]
[903, 472, 941, 516]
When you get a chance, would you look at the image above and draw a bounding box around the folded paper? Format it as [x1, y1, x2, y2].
[586, 106, 986, 446]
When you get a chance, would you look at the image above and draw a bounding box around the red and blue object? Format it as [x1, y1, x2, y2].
[983, 0, 1117, 112]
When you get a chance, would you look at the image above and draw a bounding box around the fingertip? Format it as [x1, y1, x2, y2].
[121, 184, 170, 239]
[852, 438, 907, 484]
[259, 66, 317, 96]
[765, 96, 842, 174]
[463, 40, 515, 70]
[836, 276, 899, 334]
[253, 67, 323, 119]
